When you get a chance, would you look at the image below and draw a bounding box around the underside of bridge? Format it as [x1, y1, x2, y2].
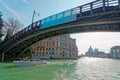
[0, 9, 120, 60]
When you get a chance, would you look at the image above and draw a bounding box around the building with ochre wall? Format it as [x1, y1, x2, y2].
[32, 34, 78, 59]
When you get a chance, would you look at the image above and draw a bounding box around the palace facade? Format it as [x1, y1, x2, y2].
[32, 34, 78, 59]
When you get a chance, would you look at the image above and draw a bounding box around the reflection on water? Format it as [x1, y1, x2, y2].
[52, 57, 120, 80]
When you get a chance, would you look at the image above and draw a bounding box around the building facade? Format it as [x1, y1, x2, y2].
[85, 46, 108, 58]
[32, 34, 78, 59]
[110, 46, 120, 59]
[85, 46, 94, 57]
[84, 45, 120, 59]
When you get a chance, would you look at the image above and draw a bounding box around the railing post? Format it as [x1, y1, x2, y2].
[80, 6, 82, 16]
[90, 3, 93, 15]
[103, 0, 106, 12]
[106, 0, 109, 6]
[55, 14, 57, 20]
[119, 0, 120, 9]
[63, 12, 65, 17]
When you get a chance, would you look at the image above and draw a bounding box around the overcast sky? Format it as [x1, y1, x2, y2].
[0, 0, 120, 55]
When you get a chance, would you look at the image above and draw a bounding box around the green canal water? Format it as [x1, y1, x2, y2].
[1, 58, 120, 80]
[0, 60, 76, 80]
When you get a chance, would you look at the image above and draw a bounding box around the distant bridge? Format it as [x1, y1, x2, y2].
[0, 0, 120, 60]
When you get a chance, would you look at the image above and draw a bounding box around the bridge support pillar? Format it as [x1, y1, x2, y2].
[1, 52, 4, 62]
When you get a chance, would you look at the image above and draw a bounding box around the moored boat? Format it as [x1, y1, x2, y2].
[13, 60, 47, 67]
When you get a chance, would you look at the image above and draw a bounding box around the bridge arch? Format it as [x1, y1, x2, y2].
[0, 0, 120, 60]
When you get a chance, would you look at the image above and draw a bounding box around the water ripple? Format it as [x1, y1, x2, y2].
[52, 58, 120, 80]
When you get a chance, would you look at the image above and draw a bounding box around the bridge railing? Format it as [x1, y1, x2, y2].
[41, 0, 119, 25]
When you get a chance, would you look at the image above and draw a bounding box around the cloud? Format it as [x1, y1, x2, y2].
[21, 0, 29, 4]
[0, 0, 25, 19]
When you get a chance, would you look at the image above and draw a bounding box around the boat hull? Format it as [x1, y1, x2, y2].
[13, 61, 46, 67]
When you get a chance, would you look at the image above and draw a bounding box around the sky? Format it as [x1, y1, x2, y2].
[0, 0, 120, 55]
[0, 0, 94, 27]
[71, 32, 120, 54]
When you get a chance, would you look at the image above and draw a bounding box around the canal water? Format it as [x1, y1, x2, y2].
[52, 57, 120, 80]
[1, 57, 120, 80]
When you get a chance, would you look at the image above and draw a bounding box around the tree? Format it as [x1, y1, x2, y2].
[0, 12, 3, 42]
[3, 17, 23, 40]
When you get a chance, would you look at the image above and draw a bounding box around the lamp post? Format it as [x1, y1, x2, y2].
[31, 10, 39, 26]
[31, 10, 35, 26]
[30, 10, 39, 59]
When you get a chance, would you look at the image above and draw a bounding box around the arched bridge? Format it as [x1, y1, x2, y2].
[0, 0, 120, 59]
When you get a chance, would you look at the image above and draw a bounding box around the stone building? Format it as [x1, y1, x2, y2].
[85, 46, 94, 57]
[110, 46, 120, 59]
[32, 34, 78, 59]
[85, 46, 108, 58]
